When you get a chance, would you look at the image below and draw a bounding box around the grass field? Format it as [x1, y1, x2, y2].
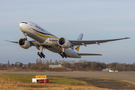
[0, 73, 113, 90]
[0, 73, 88, 85]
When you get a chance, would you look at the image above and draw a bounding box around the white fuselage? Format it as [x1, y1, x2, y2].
[19, 21, 81, 58]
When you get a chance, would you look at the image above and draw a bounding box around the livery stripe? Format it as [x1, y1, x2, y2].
[33, 29, 56, 37]
[32, 29, 58, 39]
[76, 45, 80, 52]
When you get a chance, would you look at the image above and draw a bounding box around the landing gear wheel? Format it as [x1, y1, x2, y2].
[60, 52, 67, 58]
[41, 52, 45, 58]
[37, 52, 42, 58]
[63, 52, 67, 58]
[60, 53, 64, 58]
[37, 52, 45, 58]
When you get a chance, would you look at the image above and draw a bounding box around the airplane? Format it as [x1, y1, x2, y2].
[5, 21, 130, 58]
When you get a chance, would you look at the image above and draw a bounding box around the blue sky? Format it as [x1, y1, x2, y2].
[0, 0, 135, 64]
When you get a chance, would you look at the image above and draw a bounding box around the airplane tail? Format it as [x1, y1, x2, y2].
[75, 33, 83, 52]
[75, 34, 102, 56]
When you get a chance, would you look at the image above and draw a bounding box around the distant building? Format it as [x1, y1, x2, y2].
[102, 68, 118, 72]
[102, 68, 114, 72]
[49, 64, 62, 68]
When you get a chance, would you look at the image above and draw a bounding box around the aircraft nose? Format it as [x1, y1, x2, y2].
[19, 22, 27, 32]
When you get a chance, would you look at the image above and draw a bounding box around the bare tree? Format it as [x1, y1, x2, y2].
[54, 60, 59, 65]
[8, 60, 10, 68]
[50, 59, 52, 65]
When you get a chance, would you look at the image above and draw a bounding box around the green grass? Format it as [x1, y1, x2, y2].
[0, 73, 33, 83]
[49, 77, 87, 85]
[0, 73, 87, 85]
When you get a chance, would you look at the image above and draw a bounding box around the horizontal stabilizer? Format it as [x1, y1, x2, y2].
[78, 53, 102, 56]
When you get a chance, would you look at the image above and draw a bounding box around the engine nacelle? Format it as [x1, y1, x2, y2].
[18, 38, 31, 49]
[58, 37, 71, 48]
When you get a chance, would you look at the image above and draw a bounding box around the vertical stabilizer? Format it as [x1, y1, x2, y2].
[77, 33, 83, 40]
[75, 33, 83, 52]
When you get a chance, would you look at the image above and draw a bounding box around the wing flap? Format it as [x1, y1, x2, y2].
[78, 53, 102, 56]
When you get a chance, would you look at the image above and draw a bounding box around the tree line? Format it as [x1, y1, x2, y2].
[0, 59, 135, 71]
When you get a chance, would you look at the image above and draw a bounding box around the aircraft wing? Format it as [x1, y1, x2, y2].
[4, 40, 18, 44]
[4, 40, 38, 46]
[70, 37, 129, 46]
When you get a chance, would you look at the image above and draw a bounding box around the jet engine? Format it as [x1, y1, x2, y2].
[18, 38, 31, 49]
[58, 37, 71, 48]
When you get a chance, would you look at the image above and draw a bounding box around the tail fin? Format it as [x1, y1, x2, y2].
[75, 33, 83, 52]
[77, 33, 83, 40]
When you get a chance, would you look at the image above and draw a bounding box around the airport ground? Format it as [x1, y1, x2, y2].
[0, 71, 135, 89]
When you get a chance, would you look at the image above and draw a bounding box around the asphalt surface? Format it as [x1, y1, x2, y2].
[0, 71, 135, 84]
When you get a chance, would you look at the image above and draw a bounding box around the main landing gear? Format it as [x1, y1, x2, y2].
[60, 52, 67, 58]
[58, 47, 67, 58]
[37, 52, 45, 58]
[37, 46, 45, 58]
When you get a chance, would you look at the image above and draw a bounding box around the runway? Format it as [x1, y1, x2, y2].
[0, 71, 135, 85]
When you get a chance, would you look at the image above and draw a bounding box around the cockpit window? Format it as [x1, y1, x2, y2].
[21, 22, 27, 24]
